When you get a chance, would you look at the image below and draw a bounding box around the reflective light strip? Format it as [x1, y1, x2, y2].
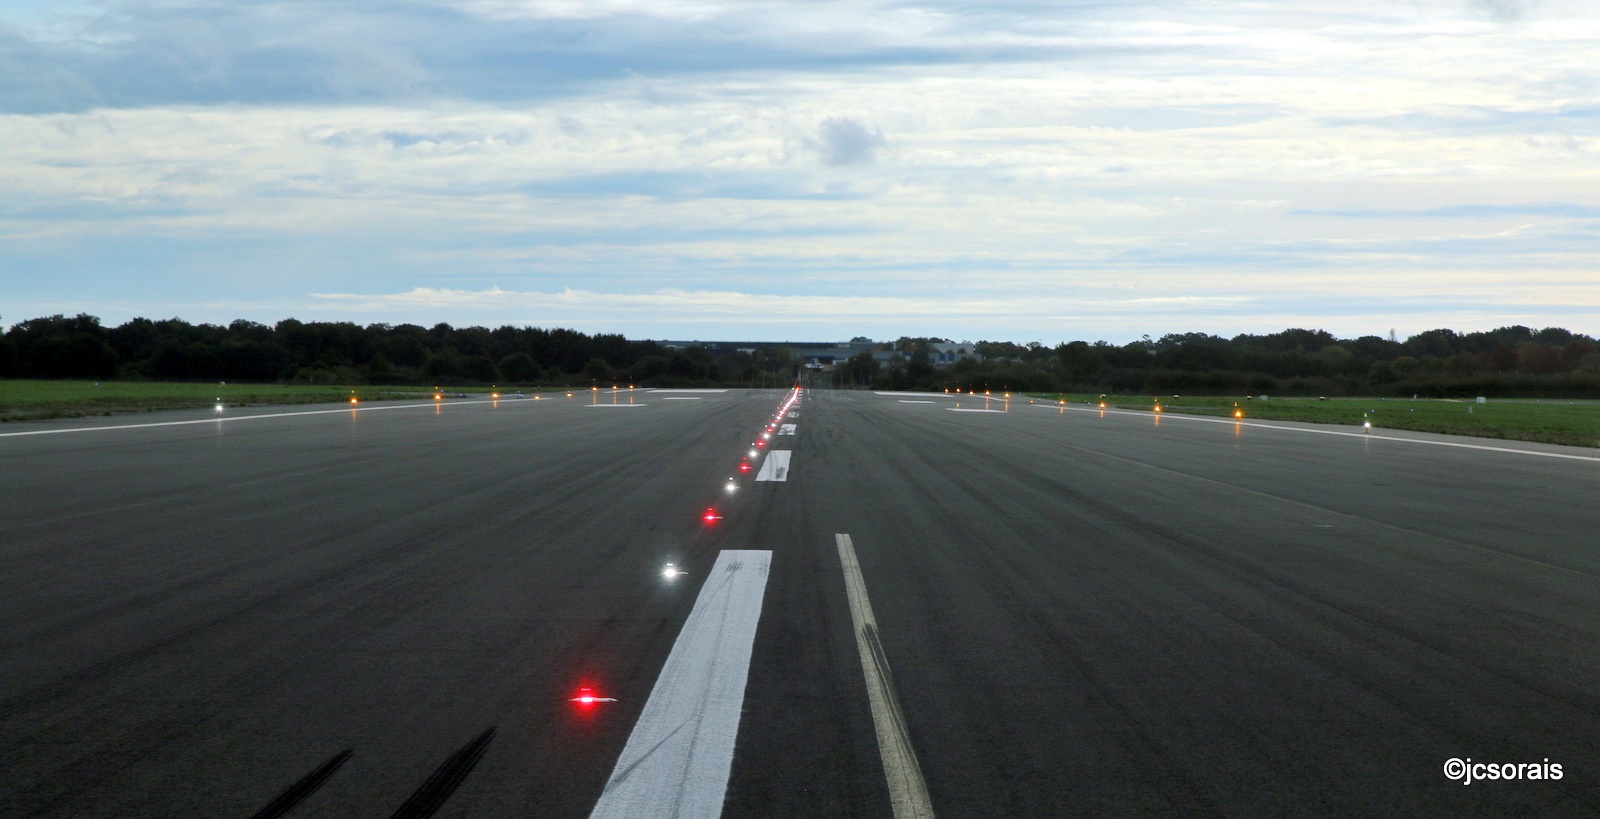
[590, 550, 772, 819]
[835, 534, 935, 818]
[754, 450, 792, 482]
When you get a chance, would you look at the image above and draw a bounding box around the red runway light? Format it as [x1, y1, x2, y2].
[756, 440, 766, 448]
[702, 508, 722, 523]
[739, 461, 751, 472]
[569, 686, 616, 707]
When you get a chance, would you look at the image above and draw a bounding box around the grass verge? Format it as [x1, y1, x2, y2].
[1031, 392, 1600, 449]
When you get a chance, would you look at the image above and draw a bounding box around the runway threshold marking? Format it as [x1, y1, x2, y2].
[590, 550, 772, 819]
[835, 534, 934, 818]
[754, 450, 792, 482]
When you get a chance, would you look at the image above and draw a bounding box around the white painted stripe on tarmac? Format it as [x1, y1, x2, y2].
[754, 450, 792, 481]
[835, 534, 935, 819]
[946, 408, 1005, 413]
[778, 423, 796, 436]
[1038, 403, 1600, 463]
[898, 400, 935, 404]
[589, 550, 772, 819]
[649, 389, 728, 393]
[661, 397, 704, 400]
[584, 404, 648, 408]
[873, 391, 957, 398]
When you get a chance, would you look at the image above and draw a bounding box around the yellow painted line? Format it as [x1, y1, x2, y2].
[835, 534, 935, 819]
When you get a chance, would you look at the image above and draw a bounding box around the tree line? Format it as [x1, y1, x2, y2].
[3, 314, 1598, 397]
[0, 314, 776, 386]
[839, 327, 1600, 398]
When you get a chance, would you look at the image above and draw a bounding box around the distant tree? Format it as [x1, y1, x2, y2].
[1516, 343, 1562, 374]
[463, 355, 499, 383]
[629, 355, 669, 382]
[836, 350, 879, 387]
[9, 314, 119, 378]
[583, 356, 612, 382]
[498, 352, 540, 383]
[365, 352, 395, 383]
[219, 340, 296, 381]
[420, 349, 464, 380]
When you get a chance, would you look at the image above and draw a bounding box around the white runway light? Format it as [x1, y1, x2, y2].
[662, 562, 685, 580]
[214, 404, 223, 413]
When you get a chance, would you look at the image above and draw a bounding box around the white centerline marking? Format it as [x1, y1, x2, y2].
[898, 400, 935, 404]
[590, 550, 772, 819]
[648, 388, 728, 393]
[778, 423, 797, 436]
[584, 404, 648, 408]
[754, 450, 792, 482]
[661, 397, 703, 401]
[835, 534, 934, 818]
[946, 408, 1005, 413]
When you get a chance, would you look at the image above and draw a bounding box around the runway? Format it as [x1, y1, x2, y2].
[2, 388, 1597, 816]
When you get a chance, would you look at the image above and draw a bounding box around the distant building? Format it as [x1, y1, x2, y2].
[872, 350, 905, 368]
[791, 341, 878, 370]
[928, 342, 978, 367]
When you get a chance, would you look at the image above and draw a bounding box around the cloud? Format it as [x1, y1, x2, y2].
[6, 1, 1600, 340]
[1292, 203, 1600, 219]
[1467, 0, 1539, 21]
[813, 116, 887, 166]
[308, 285, 1249, 322]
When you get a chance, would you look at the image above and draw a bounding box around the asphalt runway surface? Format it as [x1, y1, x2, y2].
[2, 387, 1599, 817]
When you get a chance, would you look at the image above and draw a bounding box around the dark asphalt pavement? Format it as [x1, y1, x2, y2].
[2, 388, 1598, 816]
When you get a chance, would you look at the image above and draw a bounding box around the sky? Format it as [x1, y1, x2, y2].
[2, 0, 1598, 344]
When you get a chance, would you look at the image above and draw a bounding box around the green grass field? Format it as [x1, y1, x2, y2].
[1031, 392, 1600, 448]
[0, 380, 548, 422]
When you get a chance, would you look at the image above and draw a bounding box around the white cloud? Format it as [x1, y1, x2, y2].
[4, 0, 1600, 339]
